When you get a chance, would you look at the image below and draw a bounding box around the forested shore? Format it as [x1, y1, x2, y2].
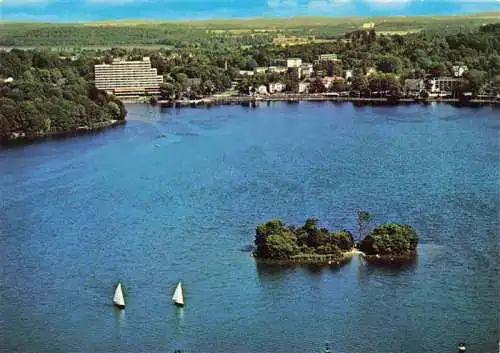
[0, 51, 127, 143]
[0, 19, 498, 143]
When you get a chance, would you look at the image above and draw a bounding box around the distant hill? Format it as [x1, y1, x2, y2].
[0, 12, 498, 48]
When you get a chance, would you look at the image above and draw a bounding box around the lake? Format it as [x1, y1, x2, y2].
[1, 101, 498, 353]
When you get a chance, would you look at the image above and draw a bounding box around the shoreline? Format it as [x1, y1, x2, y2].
[143, 95, 500, 107]
[0, 119, 126, 146]
[253, 248, 418, 267]
[253, 248, 366, 266]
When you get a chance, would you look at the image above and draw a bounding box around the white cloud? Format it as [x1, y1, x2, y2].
[1, 0, 48, 6]
[364, 0, 412, 5]
[267, 0, 299, 9]
[86, 0, 137, 3]
[454, 0, 500, 2]
[308, 0, 351, 10]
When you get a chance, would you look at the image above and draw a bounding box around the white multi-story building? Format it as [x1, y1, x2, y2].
[404, 79, 425, 96]
[254, 67, 268, 74]
[298, 82, 310, 93]
[287, 58, 302, 68]
[256, 85, 268, 95]
[318, 54, 339, 62]
[269, 82, 286, 94]
[431, 77, 462, 94]
[268, 66, 287, 74]
[452, 65, 468, 77]
[300, 63, 314, 79]
[94, 57, 163, 96]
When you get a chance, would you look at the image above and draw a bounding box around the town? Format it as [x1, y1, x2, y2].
[0, 19, 499, 141]
[84, 23, 499, 104]
[92, 55, 489, 104]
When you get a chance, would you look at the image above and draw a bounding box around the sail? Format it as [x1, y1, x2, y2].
[113, 282, 125, 307]
[172, 282, 184, 305]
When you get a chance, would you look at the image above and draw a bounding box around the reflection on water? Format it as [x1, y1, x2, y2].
[177, 306, 185, 324]
[255, 257, 354, 279]
[114, 308, 126, 328]
[255, 261, 297, 280]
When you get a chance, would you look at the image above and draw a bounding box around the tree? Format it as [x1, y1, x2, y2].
[357, 210, 373, 243]
[330, 230, 354, 251]
[160, 82, 175, 100]
[351, 75, 368, 92]
[236, 78, 251, 95]
[330, 81, 347, 93]
[22, 70, 35, 82]
[429, 63, 447, 77]
[174, 73, 189, 91]
[376, 55, 402, 74]
[202, 79, 215, 95]
[266, 231, 299, 259]
[310, 77, 325, 93]
[464, 69, 487, 96]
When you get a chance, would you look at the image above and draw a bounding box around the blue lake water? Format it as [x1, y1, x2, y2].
[0, 101, 498, 353]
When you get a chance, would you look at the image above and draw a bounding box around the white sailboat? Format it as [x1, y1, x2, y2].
[172, 281, 184, 306]
[113, 282, 125, 309]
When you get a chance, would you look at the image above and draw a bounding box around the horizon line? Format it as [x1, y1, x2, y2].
[1, 10, 499, 25]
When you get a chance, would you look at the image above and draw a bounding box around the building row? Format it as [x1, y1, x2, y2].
[251, 75, 348, 95]
[91, 56, 471, 99]
[239, 54, 340, 79]
[404, 77, 465, 97]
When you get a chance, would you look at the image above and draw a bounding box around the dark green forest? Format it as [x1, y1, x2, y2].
[0, 50, 126, 142]
[0, 13, 497, 47]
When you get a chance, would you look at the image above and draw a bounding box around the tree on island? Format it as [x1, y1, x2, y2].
[357, 210, 373, 243]
[358, 223, 418, 256]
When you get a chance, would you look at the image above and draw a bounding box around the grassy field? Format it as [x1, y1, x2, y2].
[0, 12, 498, 47]
[376, 29, 423, 36]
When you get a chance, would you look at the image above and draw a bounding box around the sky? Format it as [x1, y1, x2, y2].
[0, 0, 499, 22]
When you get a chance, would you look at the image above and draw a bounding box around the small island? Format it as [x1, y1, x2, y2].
[254, 218, 355, 265]
[253, 214, 419, 266]
[358, 223, 419, 265]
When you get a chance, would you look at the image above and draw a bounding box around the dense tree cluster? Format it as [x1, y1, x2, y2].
[359, 224, 418, 256]
[254, 218, 354, 259]
[255, 215, 419, 261]
[0, 15, 492, 47]
[0, 50, 126, 142]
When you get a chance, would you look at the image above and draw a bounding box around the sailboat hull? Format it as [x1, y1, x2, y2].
[174, 302, 184, 307]
[114, 303, 125, 309]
